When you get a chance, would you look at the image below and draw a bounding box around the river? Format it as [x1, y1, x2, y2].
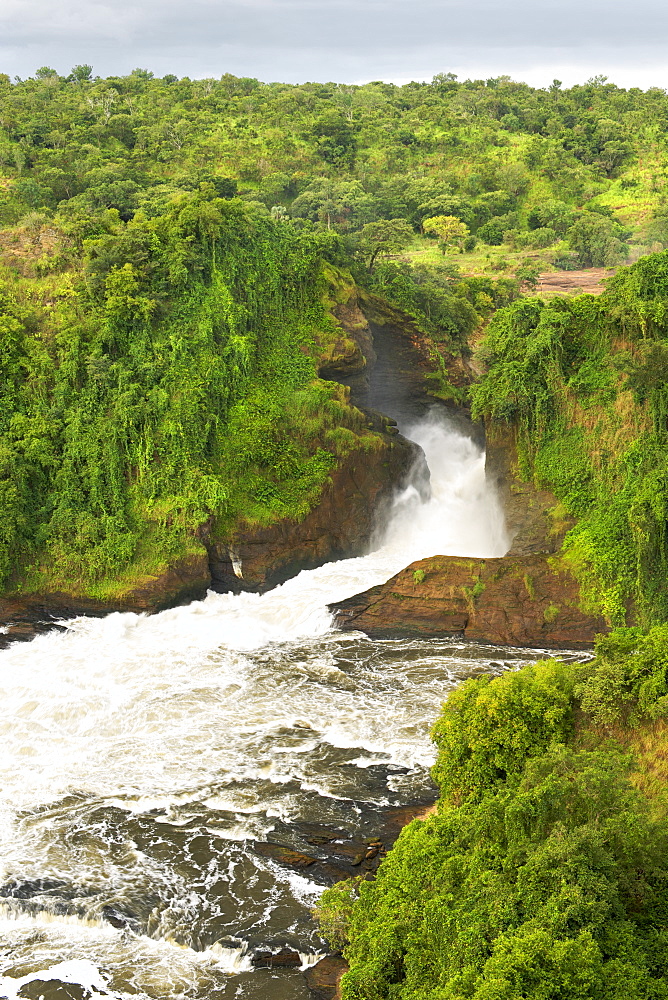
[0, 406, 555, 1000]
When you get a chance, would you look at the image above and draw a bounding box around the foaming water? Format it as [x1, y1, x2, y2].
[0, 411, 518, 999]
[15, 413, 507, 663]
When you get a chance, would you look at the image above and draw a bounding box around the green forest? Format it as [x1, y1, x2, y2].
[3, 67, 668, 595]
[4, 66, 668, 996]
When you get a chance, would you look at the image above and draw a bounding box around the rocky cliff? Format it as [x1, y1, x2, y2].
[358, 290, 475, 401]
[484, 424, 571, 558]
[0, 551, 212, 647]
[329, 553, 605, 650]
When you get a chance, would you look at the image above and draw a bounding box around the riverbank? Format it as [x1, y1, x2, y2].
[319, 635, 668, 999]
[0, 407, 422, 646]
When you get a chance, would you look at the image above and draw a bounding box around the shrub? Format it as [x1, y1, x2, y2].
[567, 212, 629, 267]
[430, 659, 576, 802]
[478, 218, 508, 245]
[576, 625, 668, 724]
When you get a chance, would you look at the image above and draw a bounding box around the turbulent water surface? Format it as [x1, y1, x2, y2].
[0, 412, 554, 999]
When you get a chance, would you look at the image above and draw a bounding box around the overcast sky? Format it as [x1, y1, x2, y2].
[2, 0, 668, 89]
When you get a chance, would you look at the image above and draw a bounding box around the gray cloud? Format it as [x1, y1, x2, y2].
[1, 0, 668, 86]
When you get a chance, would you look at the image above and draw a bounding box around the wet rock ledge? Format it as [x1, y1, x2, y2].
[329, 553, 605, 650]
[330, 425, 606, 650]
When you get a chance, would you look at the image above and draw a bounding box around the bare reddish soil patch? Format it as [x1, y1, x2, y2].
[536, 268, 613, 296]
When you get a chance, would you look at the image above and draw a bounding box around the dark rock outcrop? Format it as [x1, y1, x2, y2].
[318, 284, 375, 377]
[251, 948, 303, 969]
[359, 290, 475, 400]
[18, 981, 90, 1000]
[253, 802, 436, 891]
[207, 424, 426, 593]
[330, 553, 606, 650]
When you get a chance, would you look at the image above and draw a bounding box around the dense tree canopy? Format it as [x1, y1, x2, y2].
[2, 68, 668, 267]
[319, 642, 668, 1000]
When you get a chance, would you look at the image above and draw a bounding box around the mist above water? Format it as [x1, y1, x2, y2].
[0, 410, 514, 1000]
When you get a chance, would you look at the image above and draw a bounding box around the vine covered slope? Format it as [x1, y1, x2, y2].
[471, 249, 668, 627]
[0, 198, 391, 599]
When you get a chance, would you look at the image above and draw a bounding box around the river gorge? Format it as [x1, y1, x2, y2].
[1, 67, 666, 1000]
[0, 298, 587, 1000]
[0, 396, 573, 1000]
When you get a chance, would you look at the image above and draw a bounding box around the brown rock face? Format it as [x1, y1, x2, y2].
[304, 955, 348, 1000]
[207, 427, 426, 593]
[251, 948, 303, 969]
[0, 552, 211, 648]
[330, 554, 606, 650]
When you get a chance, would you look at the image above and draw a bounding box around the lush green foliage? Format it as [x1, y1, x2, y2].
[0, 194, 377, 594]
[471, 250, 668, 625]
[360, 261, 517, 348]
[0, 69, 666, 284]
[4, 67, 668, 593]
[431, 661, 576, 802]
[319, 654, 668, 1000]
[577, 625, 668, 724]
[336, 748, 668, 1000]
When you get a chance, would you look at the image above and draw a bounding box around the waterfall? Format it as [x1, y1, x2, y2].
[0, 410, 515, 1000]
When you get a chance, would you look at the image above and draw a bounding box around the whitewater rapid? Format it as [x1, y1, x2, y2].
[0, 412, 516, 1000]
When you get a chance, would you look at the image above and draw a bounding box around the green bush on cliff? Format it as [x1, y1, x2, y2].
[576, 625, 668, 724]
[357, 260, 515, 348]
[0, 194, 372, 595]
[338, 751, 668, 1000]
[430, 660, 575, 802]
[320, 656, 668, 1000]
[470, 250, 668, 626]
